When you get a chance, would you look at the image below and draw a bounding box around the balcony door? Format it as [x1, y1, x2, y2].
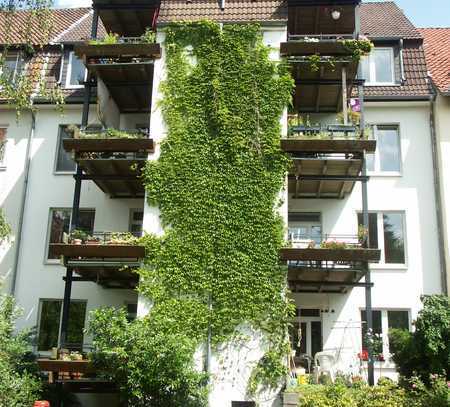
[288, 212, 322, 246]
[290, 309, 323, 363]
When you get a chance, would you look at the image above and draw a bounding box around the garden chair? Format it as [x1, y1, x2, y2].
[314, 351, 337, 383]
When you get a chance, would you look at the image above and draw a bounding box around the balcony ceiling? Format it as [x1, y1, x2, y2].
[93, 0, 160, 37]
[288, 4, 357, 36]
[63, 138, 154, 198]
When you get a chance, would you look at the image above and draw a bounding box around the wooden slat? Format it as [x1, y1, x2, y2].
[280, 247, 381, 262]
[281, 139, 376, 153]
[63, 138, 154, 153]
[38, 359, 95, 374]
[50, 244, 145, 259]
[75, 43, 161, 59]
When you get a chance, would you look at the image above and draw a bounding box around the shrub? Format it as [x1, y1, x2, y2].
[0, 295, 42, 406]
[88, 307, 208, 407]
[389, 295, 449, 382]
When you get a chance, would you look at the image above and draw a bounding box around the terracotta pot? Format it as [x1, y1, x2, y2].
[86, 240, 100, 245]
[72, 239, 82, 245]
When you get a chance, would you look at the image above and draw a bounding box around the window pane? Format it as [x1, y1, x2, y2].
[2, 54, 20, 82]
[69, 53, 85, 86]
[66, 302, 87, 350]
[388, 310, 409, 330]
[78, 210, 95, 235]
[38, 300, 61, 351]
[377, 126, 400, 172]
[55, 126, 76, 172]
[311, 321, 322, 357]
[366, 153, 375, 172]
[374, 49, 393, 83]
[360, 55, 370, 82]
[0, 129, 6, 164]
[357, 213, 378, 249]
[48, 209, 71, 259]
[361, 310, 382, 350]
[383, 213, 405, 264]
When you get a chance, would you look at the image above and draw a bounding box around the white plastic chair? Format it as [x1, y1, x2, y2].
[314, 351, 337, 383]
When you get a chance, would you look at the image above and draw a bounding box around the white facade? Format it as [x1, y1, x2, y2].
[0, 17, 445, 407]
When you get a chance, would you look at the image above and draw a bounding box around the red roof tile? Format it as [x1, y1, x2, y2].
[158, 0, 288, 23]
[419, 28, 450, 94]
[0, 8, 91, 45]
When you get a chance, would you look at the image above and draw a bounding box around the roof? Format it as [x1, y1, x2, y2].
[0, 8, 91, 45]
[360, 2, 422, 39]
[419, 28, 450, 95]
[158, 0, 288, 24]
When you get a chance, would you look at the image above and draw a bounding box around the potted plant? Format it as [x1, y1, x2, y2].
[69, 229, 88, 244]
[85, 235, 100, 245]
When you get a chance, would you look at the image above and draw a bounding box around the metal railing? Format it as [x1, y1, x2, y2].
[288, 34, 356, 42]
[288, 233, 361, 248]
[65, 230, 143, 244]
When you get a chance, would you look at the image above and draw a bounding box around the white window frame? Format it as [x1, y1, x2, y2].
[53, 124, 77, 174]
[36, 298, 87, 354]
[0, 127, 7, 170]
[367, 124, 402, 176]
[363, 47, 396, 86]
[360, 308, 411, 364]
[44, 207, 95, 264]
[0, 51, 21, 83]
[362, 211, 407, 269]
[65, 51, 86, 89]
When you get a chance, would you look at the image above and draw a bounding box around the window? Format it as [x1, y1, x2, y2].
[360, 47, 395, 85]
[37, 299, 87, 351]
[357, 212, 406, 265]
[126, 303, 138, 322]
[366, 125, 401, 174]
[55, 125, 77, 173]
[361, 309, 409, 360]
[0, 128, 6, 168]
[66, 51, 86, 88]
[288, 213, 322, 243]
[46, 208, 95, 260]
[0, 52, 22, 83]
[129, 209, 144, 236]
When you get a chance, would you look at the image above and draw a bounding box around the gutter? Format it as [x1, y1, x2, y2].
[429, 88, 448, 295]
[10, 110, 36, 296]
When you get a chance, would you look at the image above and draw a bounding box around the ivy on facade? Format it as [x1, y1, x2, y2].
[138, 20, 295, 393]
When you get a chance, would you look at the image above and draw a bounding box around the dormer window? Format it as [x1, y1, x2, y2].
[0, 51, 23, 83]
[65, 51, 86, 89]
[360, 47, 395, 86]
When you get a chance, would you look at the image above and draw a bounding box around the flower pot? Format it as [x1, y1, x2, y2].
[72, 239, 82, 245]
[86, 240, 100, 245]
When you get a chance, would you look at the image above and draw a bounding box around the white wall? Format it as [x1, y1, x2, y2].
[435, 93, 450, 293]
[0, 104, 141, 344]
[288, 101, 442, 380]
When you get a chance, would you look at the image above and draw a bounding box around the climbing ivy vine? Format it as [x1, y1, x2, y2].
[139, 20, 295, 393]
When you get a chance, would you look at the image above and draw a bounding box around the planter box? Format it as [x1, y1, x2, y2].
[283, 392, 299, 407]
[280, 247, 381, 262]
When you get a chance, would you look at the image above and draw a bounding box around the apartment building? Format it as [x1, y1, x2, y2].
[0, 1, 445, 406]
[420, 27, 450, 295]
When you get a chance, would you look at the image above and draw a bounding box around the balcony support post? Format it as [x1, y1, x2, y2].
[59, 267, 73, 348]
[342, 65, 348, 125]
[361, 151, 374, 386]
[358, 83, 365, 138]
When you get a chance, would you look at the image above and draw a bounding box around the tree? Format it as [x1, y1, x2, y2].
[0, 295, 42, 405]
[389, 295, 450, 382]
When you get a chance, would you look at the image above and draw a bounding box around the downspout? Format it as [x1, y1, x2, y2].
[10, 110, 36, 296]
[429, 89, 448, 295]
[399, 39, 406, 84]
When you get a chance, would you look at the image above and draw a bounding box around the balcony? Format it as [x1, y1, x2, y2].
[92, 0, 160, 37]
[63, 129, 154, 198]
[286, 1, 361, 38]
[282, 124, 376, 199]
[50, 232, 145, 289]
[280, 234, 380, 293]
[75, 37, 161, 113]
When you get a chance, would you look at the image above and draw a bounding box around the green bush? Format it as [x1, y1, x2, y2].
[296, 376, 449, 407]
[0, 295, 42, 406]
[88, 307, 208, 407]
[389, 295, 449, 382]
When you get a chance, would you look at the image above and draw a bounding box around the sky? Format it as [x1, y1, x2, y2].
[53, 0, 450, 28]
